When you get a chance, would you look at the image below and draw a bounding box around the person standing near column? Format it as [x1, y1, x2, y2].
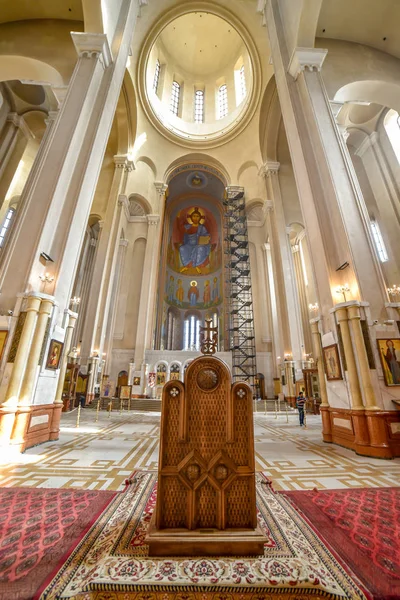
[296, 391, 306, 427]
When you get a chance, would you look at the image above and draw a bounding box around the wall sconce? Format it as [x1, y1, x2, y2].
[387, 285, 400, 300]
[284, 353, 292, 361]
[336, 283, 350, 302]
[39, 272, 54, 292]
[309, 303, 319, 313]
[70, 296, 81, 309]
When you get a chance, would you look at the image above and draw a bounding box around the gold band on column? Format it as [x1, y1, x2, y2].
[55, 312, 78, 404]
[347, 305, 380, 411]
[335, 307, 364, 410]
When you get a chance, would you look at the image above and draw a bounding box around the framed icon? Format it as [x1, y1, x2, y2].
[323, 344, 342, 381]
[377, 338, 400, 386]
[133, 376, 141, 386]
[46, 339, 64, 370]
[119, 384, 132, 399]
[0, 330, 8, 361]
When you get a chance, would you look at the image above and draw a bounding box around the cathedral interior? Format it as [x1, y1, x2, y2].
[0, 0, 399, 598]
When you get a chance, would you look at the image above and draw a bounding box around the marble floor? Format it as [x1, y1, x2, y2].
[0, 407, 399, 491]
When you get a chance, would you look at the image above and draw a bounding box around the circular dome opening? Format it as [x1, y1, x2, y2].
[139, 8, 258, 148]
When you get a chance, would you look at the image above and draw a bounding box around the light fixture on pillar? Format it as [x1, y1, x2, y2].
[39, 272, 54, 292]
[309, 302, 319, 313]
[387, 285, 400, 301]
[284, 353, 292, 361]
[336, 283, 350, 302]
[70, 296, 81, 310]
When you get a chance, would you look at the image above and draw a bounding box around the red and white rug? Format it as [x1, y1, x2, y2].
[0, 487, 116, 600]
[38, 472, 367, 600]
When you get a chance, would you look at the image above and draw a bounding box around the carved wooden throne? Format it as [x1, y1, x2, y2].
[147, 355, 266, 556]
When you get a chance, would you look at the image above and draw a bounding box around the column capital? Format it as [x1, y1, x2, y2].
[114, 154, 135, 171]
[118, 193, 129, 208]
[291, 244, 300, 253]
[337, 124, 350, 142]
[265, 199, 274, 213]
[225, 185, 244, 200]
[147, 214, 160, 226]
[44, 110, 59, 127]
[354, 134, 373, 158]
[119, 238, 129, 247]
[288, 47, 328, 80]
[51, 86, 68, 108]
[369, 130, 379, 146]
[90, 238, 97, 247]
[329, 101, 344, 119]
[263, 242, 271, 251]
[70, 32, 113, 69]
[154, 182, 168, 195]
[260, 161, 280, 177]
[7, 113, 34, 139]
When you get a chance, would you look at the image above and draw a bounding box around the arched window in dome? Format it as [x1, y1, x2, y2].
[183, 312, 201, 350]
[217, 84, 228, 119]
[170, 80, 181, 116]
[0, 207, 15, 248]
[153, 59, 161, 94]
[384, 109, 400, 164]
[240, 65, 247, 101]
[194, 89, 204, 123]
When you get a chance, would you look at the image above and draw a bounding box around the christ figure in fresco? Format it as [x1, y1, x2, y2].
[178, 207, 211, 274]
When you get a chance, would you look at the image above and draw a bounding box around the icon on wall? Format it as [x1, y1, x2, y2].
[323, 344, 343, 381]
[133, 376, 141, 386]
[46, 339, 64, 370]
[377, 338, 400, 386]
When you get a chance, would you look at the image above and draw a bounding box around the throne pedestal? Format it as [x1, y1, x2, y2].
[147, 355, 266, 556]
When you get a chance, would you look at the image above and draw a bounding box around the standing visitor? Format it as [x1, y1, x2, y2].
[296, 391, 306, 427]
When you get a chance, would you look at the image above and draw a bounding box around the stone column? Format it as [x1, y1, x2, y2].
[55, 310, 78, 403]
[103, 237, 129, 374]
[0, 295, 41, 443]
[263, 242, 283, 376]
[355, 133, 400, 278]
[258, 0, 387, 319]
[11, 297, 55, 446]
[72, 234, 97, 350]
[0, 2, 143, 312]
[80, 162, 128, 362]
[334, 307, 364, 410]
[347, 304, 379, 411]
[262, 164, 304, 378]
[86, 355, 100, 404]
[310, 319, 331, 441]
[0, 113, 32, 215]
[292, 242, 313, 355]
[128, 360, 135, 385]
[134, 211, 163, 371]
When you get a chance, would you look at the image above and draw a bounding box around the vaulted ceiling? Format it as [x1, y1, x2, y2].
[0, 0, 83, 25]
[317, 0, 400, 60]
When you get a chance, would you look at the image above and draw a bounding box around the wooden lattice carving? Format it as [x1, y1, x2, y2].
[147, 355, 266, 556]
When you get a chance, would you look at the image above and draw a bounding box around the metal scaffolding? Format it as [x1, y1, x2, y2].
[224, 186, 257, 395]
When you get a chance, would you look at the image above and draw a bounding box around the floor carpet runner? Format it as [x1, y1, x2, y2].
[38, 472, 367, 600]
[283, 487, 400, 600]
[0, 487, 116, 600]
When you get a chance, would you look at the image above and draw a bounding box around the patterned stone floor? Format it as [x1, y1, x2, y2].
[0, 407, 399, 491]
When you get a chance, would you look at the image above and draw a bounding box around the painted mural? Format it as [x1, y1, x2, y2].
[158, 193, 224, 351]
[165, 273, 222, 310]
[167, 204, 221, 276]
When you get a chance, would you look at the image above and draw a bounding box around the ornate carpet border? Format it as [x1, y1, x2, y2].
[39, 471, 368, 600]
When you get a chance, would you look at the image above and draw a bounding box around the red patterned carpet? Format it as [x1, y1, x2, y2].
[0, 487, 116, 600]
[283, 487, 400, 600]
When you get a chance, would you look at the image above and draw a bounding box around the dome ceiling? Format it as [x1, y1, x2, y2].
[159, 12, 244, 77]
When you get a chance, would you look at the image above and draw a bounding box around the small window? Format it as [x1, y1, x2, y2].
[184, 313, 201, 350]
[239, 65, 246, 102]
[170, 81, 181, 116]
[370, 220, 388, 262]
[194, 89, 204, 124]
[153, 59, 160, 94]
[218, 84, 228, 119]
[0, 208, 15, 248]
